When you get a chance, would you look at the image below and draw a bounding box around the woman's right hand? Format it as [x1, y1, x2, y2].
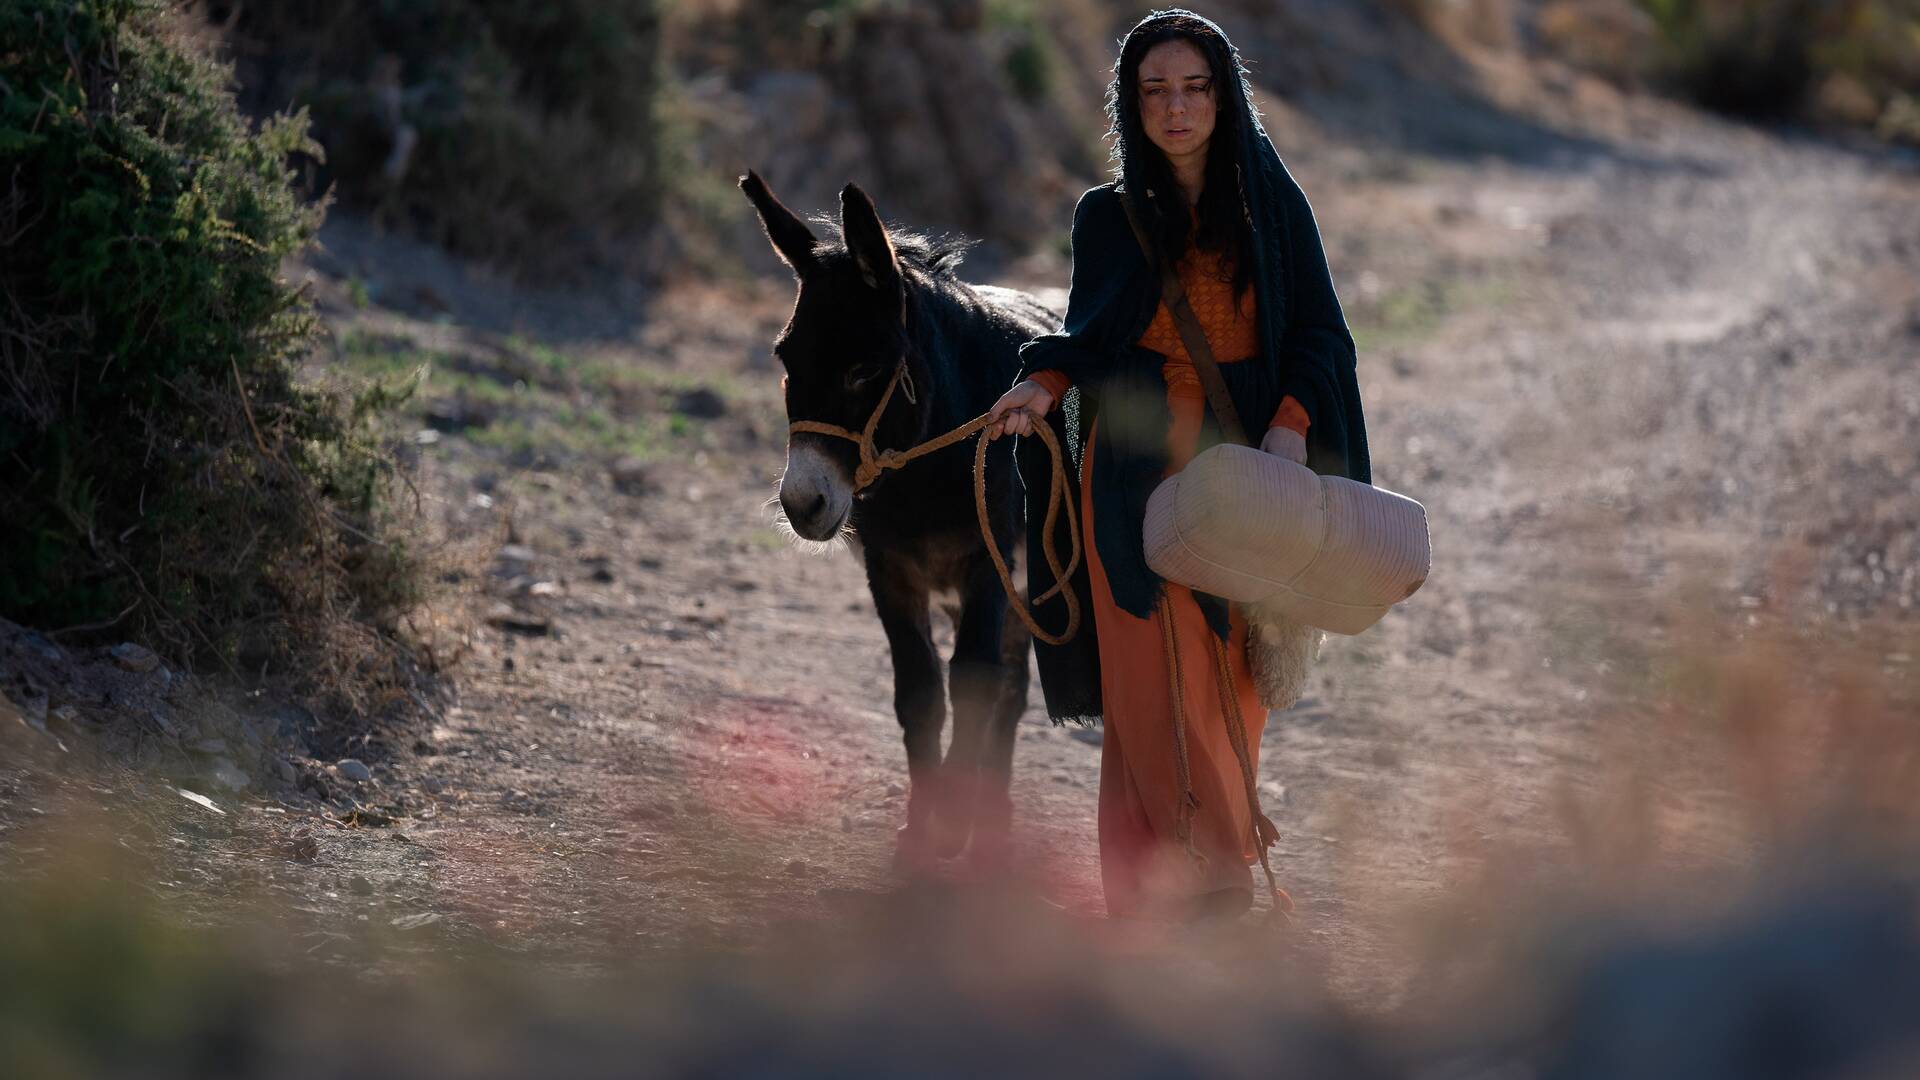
[983, 379, 1055, 441]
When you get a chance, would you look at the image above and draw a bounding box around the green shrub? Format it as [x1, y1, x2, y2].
[1626, 0, 1920, 129]
[209, 0, 669, 280]
[1635, 0, 1819, 115]
[0, 0, 420, 687]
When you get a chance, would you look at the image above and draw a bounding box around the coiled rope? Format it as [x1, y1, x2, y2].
[786, 357, 1081, 646]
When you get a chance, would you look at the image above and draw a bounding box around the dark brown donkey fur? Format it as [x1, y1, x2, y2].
[740, 171, 1058, 866]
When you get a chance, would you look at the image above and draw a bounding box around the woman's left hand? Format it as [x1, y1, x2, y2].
[1260, 426, 1308, 464]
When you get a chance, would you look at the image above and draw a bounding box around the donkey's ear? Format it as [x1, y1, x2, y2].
[740, 170, 818, 276]
[839, 183, 900, 296]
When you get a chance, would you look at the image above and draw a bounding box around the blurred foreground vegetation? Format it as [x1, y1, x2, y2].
[3, 613, 1918, 1078]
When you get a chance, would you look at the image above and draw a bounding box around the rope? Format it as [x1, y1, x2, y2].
[1209, 630, 1295, 920]
[786, 358, 1081, 645]
[1156, 592, 1208, 871]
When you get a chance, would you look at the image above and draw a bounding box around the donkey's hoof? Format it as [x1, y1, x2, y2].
[892, 823, 941, 875]
[931, 806, 974, 858]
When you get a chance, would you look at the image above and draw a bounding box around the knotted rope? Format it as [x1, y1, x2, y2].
[1209, 631, 1294, 920]
[786, 357, 1081, 645]
[1156, 592, 1208, 871]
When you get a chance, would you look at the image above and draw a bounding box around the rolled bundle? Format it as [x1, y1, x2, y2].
[1143, 443, 1430, 635]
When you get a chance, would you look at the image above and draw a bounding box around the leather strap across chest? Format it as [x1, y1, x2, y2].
[1116, 191, 1252, 449]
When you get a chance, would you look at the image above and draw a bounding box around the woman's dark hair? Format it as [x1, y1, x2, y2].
[1107, 10, 1254, 300]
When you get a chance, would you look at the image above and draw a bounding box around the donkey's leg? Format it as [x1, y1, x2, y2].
[968, 600, 1033, 869]
[943, 552, 1015, 858]
[865, 550, 945, 865]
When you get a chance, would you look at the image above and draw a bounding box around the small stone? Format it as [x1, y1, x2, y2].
[337, 758, 374, 783]
[672, 386, 728, 419]
[176, 788, 225, 815]
[610, 456, 653, 496]
[21, 632, 64, 664]
[288, 829, 319, 862]
[785, 859, 807, 876]
[110, 642, 161, 673]
[348, 874, 375, 896]
[205, 758, 251, 791]
[884, 782, 906, 798]
[486, 602, 552, 637]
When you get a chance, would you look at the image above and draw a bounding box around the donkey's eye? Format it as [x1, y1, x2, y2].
[844, 363, 887, 389]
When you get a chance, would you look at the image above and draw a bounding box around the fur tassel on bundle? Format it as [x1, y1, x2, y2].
[1244, 601, 1322, 709]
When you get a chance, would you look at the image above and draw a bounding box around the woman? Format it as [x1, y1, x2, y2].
[984, 9, 1369, 921]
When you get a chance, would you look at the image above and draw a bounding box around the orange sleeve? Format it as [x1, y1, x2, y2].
[1027, 369, 1072, 405]
[1269, 394, 1309, 436]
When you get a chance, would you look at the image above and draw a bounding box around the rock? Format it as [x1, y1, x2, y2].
[204, 758, 251, 791]
[494, 544, 537, 577]
[272, 757, 298, 784]
[110, 642, 160, 673]
[424, 400, 488, 434]
[610, 455, 653, 496]
[885, 781, 906, 798]
[671, 386, 728, 419]
[20, 632, 64, 664]
[288, 828, 319, 862]
[348, 874, 375, 896]
[337, 758, 374, 783]
[486, 602, 553, 637]
[785, 859, 808, 876]
[298, 769, 332, 801]
[176, 788, 225, 815]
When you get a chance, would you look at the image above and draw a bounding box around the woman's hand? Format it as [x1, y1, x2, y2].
[1260, 425, 1308, 464]
[983, 379, 1055, 441]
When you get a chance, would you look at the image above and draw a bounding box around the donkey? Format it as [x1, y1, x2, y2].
[741, 171, 1058, 866]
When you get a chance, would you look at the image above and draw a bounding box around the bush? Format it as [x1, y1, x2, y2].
[0, 0, 420, 689]
[203, 0, 670, 280]
[1636, 0, 1821, 116]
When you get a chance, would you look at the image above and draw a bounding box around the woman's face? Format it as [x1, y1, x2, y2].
[1136, 38, 1216, 163]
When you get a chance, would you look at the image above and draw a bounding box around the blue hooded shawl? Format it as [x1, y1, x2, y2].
[1011, 8, 1370, 724]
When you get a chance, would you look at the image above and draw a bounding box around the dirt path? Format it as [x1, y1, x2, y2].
[7, 81, 1916, 1007]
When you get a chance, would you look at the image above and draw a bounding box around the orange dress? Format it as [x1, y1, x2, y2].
[1027, 239, 1307, 918]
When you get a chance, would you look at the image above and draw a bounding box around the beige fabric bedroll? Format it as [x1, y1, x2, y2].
[1143, 443, 1431, 636]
